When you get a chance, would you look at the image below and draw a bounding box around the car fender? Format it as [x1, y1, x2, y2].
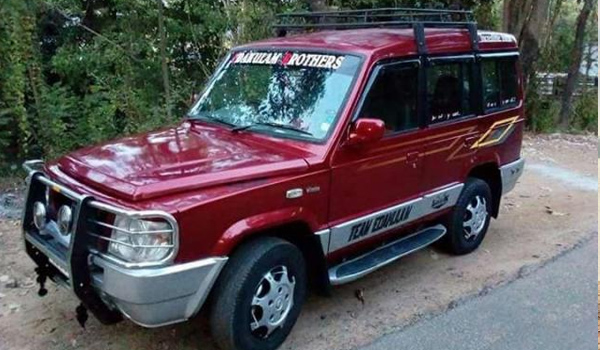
[212, 207, 321, 256]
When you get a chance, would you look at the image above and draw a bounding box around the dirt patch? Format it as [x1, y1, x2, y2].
[0, 174, 25, 221]
[0, 133, 597, 350]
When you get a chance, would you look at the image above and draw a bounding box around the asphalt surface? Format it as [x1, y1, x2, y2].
[359, 234, 598, 350]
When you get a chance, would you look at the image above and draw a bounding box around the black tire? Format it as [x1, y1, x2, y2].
[209, 237, 307, 350]
[442, 177, 492, 255]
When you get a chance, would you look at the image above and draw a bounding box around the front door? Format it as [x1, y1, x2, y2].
[329, 60, 426, 254]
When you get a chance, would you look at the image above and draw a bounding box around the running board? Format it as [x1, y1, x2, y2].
[328, 224, 447, 285]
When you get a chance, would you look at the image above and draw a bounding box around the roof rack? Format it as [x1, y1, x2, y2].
[274, 7, 479, 54]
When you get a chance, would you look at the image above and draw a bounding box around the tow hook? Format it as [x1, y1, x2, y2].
[34, 267, 48, 297]
[76, 303, 89, 328]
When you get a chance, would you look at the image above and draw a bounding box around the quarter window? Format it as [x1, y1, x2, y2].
[482, 57, 519, 110]
[358, 63, 419, 133]
[427, 61, 473, 123]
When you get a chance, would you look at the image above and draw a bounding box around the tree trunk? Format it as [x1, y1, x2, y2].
[523, 0, 551, 90]
[503, 0, 551, 90]
[582, 45, 594, 92]
[543, 0, 564, 47]
[157, 0, 172, 119]
[558, 0, 594, 129]
[503, 0, 534, 35]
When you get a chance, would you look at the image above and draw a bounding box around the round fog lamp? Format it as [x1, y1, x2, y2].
[33, 201, 47, 230]
[57, 205, 73, 236]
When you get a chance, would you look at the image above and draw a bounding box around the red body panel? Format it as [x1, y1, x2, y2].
[45, 28, 523, 263]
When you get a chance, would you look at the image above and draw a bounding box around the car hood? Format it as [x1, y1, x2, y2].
[53, 122, 310, 201]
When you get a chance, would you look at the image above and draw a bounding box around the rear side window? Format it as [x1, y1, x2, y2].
[358, 63, 419, 133]
[482, 57, 519, 110]
[427, 61, 473, 123]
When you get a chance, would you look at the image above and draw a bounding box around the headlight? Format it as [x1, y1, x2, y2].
[107, 216, 175, 263]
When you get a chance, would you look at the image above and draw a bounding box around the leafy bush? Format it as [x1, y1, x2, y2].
[569, 90, 598, 133]
[529, 100, 561, 133]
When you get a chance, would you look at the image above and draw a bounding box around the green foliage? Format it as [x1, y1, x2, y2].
[0, 1, 32, 161]
[524, 0, 598, 134]
[569, 90, 597, 132]
[527, 98, 561, 133]
[529, 90, 599, 134]
[0, 0, 234, 162]
[0, 0, 595, 166]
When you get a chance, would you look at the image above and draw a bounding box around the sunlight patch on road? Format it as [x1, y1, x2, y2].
[526, 163, 597, 192]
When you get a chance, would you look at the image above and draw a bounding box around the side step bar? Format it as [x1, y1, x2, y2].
[328, 224, 447, 285]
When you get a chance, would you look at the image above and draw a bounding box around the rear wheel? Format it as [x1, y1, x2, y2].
[442, 178, 492, 255]
[209, 237, 307, 350]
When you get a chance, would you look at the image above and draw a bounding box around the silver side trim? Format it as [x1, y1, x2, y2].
[328, 183, 463, 253]
[500, 158, 525, 194]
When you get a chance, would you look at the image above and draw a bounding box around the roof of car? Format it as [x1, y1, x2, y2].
[235, 28, 518, 57]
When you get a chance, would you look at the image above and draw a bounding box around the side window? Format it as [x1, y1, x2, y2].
[498, 59, 519, 106]
[358, 63, 419, 134]
[482, 60, 500, 109]
[482, 57, 519, 110]
[427, 61, 473, 123]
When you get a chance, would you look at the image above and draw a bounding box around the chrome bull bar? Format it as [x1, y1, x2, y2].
[22, 160, 121, 324]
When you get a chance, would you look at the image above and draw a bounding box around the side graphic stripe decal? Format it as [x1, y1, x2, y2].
[328, 183, 464, 252]
[471, 116, 520, 149]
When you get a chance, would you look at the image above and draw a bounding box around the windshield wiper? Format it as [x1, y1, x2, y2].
[232, 122, 313, 136]
[187, 113, 236, 128]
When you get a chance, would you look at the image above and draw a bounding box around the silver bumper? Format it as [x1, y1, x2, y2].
[91, 255, 227, 328]
[500, 158, 525, 194]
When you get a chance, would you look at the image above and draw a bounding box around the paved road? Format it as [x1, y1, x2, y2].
[359, 234, 598, 350]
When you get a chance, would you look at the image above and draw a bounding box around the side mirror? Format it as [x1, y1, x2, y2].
[345, 118, 385, 147]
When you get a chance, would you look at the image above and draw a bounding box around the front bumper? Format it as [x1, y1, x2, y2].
[22, 160, 227, 327]
[91, 255, 226, 327]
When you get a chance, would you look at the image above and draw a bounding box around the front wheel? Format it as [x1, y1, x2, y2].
[209, 237, 307, 350]
[442, 178, 492, 255]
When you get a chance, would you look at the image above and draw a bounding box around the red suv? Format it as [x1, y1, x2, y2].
[21, 8, 524, 350]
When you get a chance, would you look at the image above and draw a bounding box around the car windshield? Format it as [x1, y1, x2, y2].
[188, 51, 361, 141]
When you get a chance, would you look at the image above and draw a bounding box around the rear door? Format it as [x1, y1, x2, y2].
[421, 55, 481, 189]
[328, 60, 426, 253]
[421, 53, 523, 190]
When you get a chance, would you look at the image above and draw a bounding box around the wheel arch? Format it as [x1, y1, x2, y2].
[466, 162, 502, 218]
[220, 219, 331, 296]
